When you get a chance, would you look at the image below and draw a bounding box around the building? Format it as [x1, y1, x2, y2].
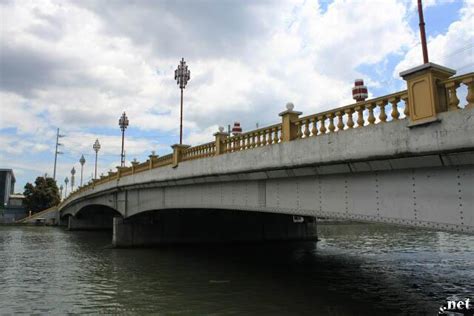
[0, 169, 15, 207]
[0, 169, 27, 223]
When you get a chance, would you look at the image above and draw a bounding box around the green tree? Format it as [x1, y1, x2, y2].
[23, 176, 60, 214]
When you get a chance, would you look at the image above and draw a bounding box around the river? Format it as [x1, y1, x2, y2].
[0, 223, 472, 315]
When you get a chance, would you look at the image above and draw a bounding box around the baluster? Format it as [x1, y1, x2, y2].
[318, 115, 326, 134]
[256, 131, 261, 147]
[377, 100, 387, 122]
[251, 133, 256, 148]
[336, 111, 344, 131]
[446, 82, 460, 110]
[295, 121, 302, 139]
[463, 78, 474, 109]
[263, 130, 268, 145]
[355, 105, 365, 127]
[268, 129, 273, 144]
[401, 94, 409, 118]
[367, 103, 376, 124]
[234, 135, 242, 151]
[310, 118, 318, 136]
[327, 113, 335, 133]
[274, 127, 279, 144]
[304, 119, 310, 137]
[389, 97, 400, 120]
[345, 108, 354, 128]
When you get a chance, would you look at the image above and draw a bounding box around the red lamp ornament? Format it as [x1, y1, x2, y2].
[231, 122, 242, 136]
[352, 79, 368, 102]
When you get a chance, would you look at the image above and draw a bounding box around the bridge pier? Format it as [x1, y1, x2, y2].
[112, 210, 317, 247]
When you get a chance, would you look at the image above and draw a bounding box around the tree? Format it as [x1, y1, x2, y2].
[23, 176, 60, 214]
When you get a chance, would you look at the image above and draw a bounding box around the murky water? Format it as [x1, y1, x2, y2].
[0, 223, 472, 315]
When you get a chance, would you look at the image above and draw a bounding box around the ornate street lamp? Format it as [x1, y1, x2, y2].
[70, 167, 76, 192]
[174, 58, 191, 145]
[118, 112, 129, 167]
[64, 177, 69, 197]
[79, 154, 86, 186]
[93, 139, 101, 179]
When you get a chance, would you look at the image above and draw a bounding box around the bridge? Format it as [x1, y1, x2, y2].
[58, 63, 474, 247]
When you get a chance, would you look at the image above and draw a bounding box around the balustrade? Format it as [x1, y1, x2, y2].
[61, 73, 473, 205]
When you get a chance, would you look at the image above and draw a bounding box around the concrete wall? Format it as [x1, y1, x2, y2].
[112, 210, 317, 247]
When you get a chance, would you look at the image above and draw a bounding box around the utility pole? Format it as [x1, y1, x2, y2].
[417, 0, 429, 63]
[53, 128, 64, 181]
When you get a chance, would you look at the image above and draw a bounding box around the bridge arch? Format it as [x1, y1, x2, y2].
[65, 203, 122, 231]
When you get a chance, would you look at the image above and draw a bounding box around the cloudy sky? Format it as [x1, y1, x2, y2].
[0, 0, 473, 192]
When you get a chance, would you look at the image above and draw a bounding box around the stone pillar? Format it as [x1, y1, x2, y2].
[171, 144, 190, 168]
[214, 127, 229, 155]
[148, 153, 158, 169]
[112, 217, 162, 247]
[116, 166, 127, 179]
[400, 63, 455, 126]
[111, 211, 317, 247]
[131, 160, 139, 173]
[279, 102, 302, 142]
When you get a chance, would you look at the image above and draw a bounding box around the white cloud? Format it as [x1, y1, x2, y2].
[395, 0, 474, 75]
[1, 0, 470, 189]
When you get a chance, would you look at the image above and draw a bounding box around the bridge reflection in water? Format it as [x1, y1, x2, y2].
[1, 223, 472, 315]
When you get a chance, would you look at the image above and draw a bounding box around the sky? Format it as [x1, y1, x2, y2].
[0, 0, 473, 192]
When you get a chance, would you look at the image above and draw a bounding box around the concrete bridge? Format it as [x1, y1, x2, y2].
[59, 64, 474, 247]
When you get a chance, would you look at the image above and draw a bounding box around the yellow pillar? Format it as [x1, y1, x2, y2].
[148, 153, 158, 169]
[171, 144, 190, 168]
[400, 63, 455, 126]
[214, 127, 229, 155]
[116, 166, 127, 179]
[279, 102, 302, 142]
[131, 160, 139, 174]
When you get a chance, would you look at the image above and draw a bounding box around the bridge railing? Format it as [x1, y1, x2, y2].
[440, 73, 474, 111]
[223, 123, 282, 153]
[294, 90, 408, 138]
[59, 70, 473, 207]
[182, 142, 216, 161]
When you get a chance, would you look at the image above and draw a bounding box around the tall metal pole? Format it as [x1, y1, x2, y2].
[53, 128, 59, 180]
[93, 139, 101, 180]
[79, 154, 85, 186]
[95, 151, 98, 179]
[121, 128, 125, 166]
[175, 58, 190, 145]
[180, 88, 183, 144]
[119, 112, 129, 167]
[53, 128, 64, 181]
[417, 0, 429, 64]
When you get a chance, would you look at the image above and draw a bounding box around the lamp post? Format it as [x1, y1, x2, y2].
[118, 112, 129, 167]
[64, 177, 69, 197]
[93, 139, 101, 179]
[70, 167, 76, 192]
[174, 58, 191, 145]
[79, 154, 86, 186]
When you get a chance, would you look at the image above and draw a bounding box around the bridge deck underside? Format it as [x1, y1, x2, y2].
[110, 165, 473, 233]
